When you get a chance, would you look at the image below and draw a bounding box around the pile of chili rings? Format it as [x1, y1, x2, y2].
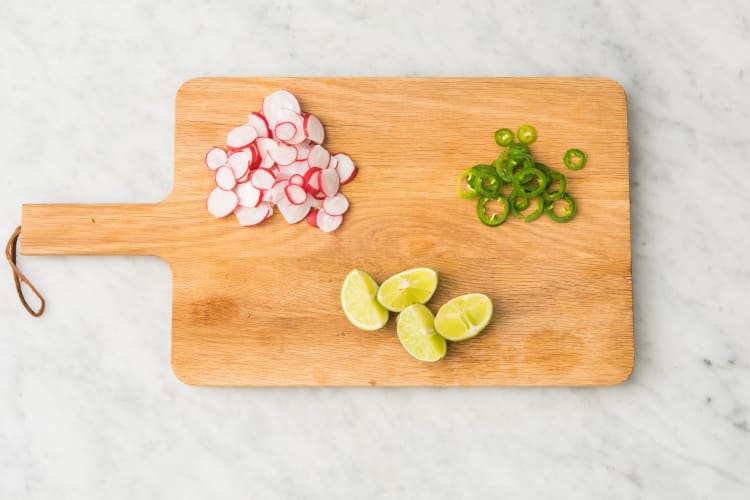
[458, 124, 586, 226]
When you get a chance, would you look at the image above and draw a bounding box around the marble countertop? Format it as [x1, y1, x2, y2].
[1, 1, 748, 498]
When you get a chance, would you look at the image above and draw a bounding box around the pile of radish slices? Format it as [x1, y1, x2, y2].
[204, 90, 358, 232]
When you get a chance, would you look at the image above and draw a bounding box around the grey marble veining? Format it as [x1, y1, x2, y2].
[1, 0, 749, 498]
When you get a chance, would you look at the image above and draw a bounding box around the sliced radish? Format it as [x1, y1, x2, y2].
[303, 113, 325, 144]
[309, 196, 323, 209]
[295, 141, 312, 160]
[274, 121, 298, 142]
[285, 184, 308, 205]
[262, 90, 301, 128]
[306, 209, 319, 227]
[207, 187, 239, 218]
[235, 203, 271, 226]
[269, 143, 297, 166]
[256, 138, 278, 168]
[270, 180, 290, 204]
[248, 142, 261, 169]
[320, 168, 340, 197]
[227, 125, 257, 150]
[205, 147, 227, 170]
[333, 153, 357, 184]
[303, 167, 322, 193]
[316, 210, 343, 233]
[250, 168, 276, 190]
[283, 160, 310, 178]
[261, 188, 275, 203]
[236, 183, 262, 208]
[326, 155, 338, 170]
[289, 174, 304, 187]
[247, 112, 270, 138]
[273, 110, 305, 144]
[313, 190, 326, 200]
[236, 168, 252, 184]
[228, 150, 251, 179]
[322, 193, 349, 216]
[215, 166, 237, 191]
[276, 196, 310, 224]
[308, 145, 331, 169]
[264, 205, 274, 220]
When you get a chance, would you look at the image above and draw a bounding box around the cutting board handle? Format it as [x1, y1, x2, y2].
[21, 203, 167, 257]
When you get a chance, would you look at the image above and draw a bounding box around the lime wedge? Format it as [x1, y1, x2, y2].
[434, 293, 493, 341]
[396, 304, 447, 362]
[341, 269, 389, 331]
[376, 267, 438, 312]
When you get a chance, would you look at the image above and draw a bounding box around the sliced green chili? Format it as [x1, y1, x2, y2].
[492, 152, 512, 182]
[468, 164, 502, 197]
[506, 151, 535, 178]
[507, 142, 531, 154]
[564, 148, 587, 170]
[477, 196, 510, 226]
[457, 168, 479, 199]
[517, 124, 537, 145]
[524, 196, 545, 222]
[512, 167, 547, 198]
[543, 171, 567, 201]
[494, 128, 514, 147]
[509, 190, 530, 218]
[545, 193, 576, 222]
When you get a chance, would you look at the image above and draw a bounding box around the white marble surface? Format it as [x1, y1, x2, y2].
[1, 0, 749, 498]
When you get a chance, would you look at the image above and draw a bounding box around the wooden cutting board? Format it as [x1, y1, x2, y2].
[21, 77, 633, 386]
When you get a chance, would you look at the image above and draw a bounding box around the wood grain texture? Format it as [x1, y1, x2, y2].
[22, 77, 633, 386]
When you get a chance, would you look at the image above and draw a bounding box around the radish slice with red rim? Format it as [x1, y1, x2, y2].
[274, 121, 298, 143]
[320, 168, 340, 197]
[207, 187, 239, 218]
[276, 196, 310, 224]
[322, 193, 349, 216]
[236, 169, 252, 184]
[269, 143, 297, 166]
[256, 138, 278, 168]
[316, 210, 343, 233]
[303, 167, 322, 192]
[313, 189, 326, 200]
[215, 166, 237, 190]
[289, 174, 304, 187]
[309, 197, 323, 209]
[236, 183, 262, 208]
[250, 168, 276, 190]
[333, 153, 358, 184]
[262, 90, 301, 128]
[326, 155, 338, 170]
[235, 203, 271, 226]
[247, 112, 270, 138]
[285, 184, 308, 205]
[248, 142, 261, 169]
[271, 180, 290, 204]
[306, 209, 319, 227]
[227, 125, 257, 150]
[295, 141, 312, 160]
[205, 147, 227, 170]
[303, 113, 325, 144]
[227, 150, 251, 179]
[308, 145, 331, 169]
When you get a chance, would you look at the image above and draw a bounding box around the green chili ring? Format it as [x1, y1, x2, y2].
[545, 193, 576, 222]
[512, 167, 547, 198]
[477, 196, 510, 226]
[517, 124, 538, 145]
[543, 171, 567, 201]
[564, 148, 587, 170]
[457, 168, 479, 199]
[509, 190, 530, 218]
[492, 153, 512, 182]
[494, 128, 514, 147]
[506, 151, 535, 179]
[468, 165, 502, 197]
[507, 142, 531, 154]
[524, 196, 545, 222]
